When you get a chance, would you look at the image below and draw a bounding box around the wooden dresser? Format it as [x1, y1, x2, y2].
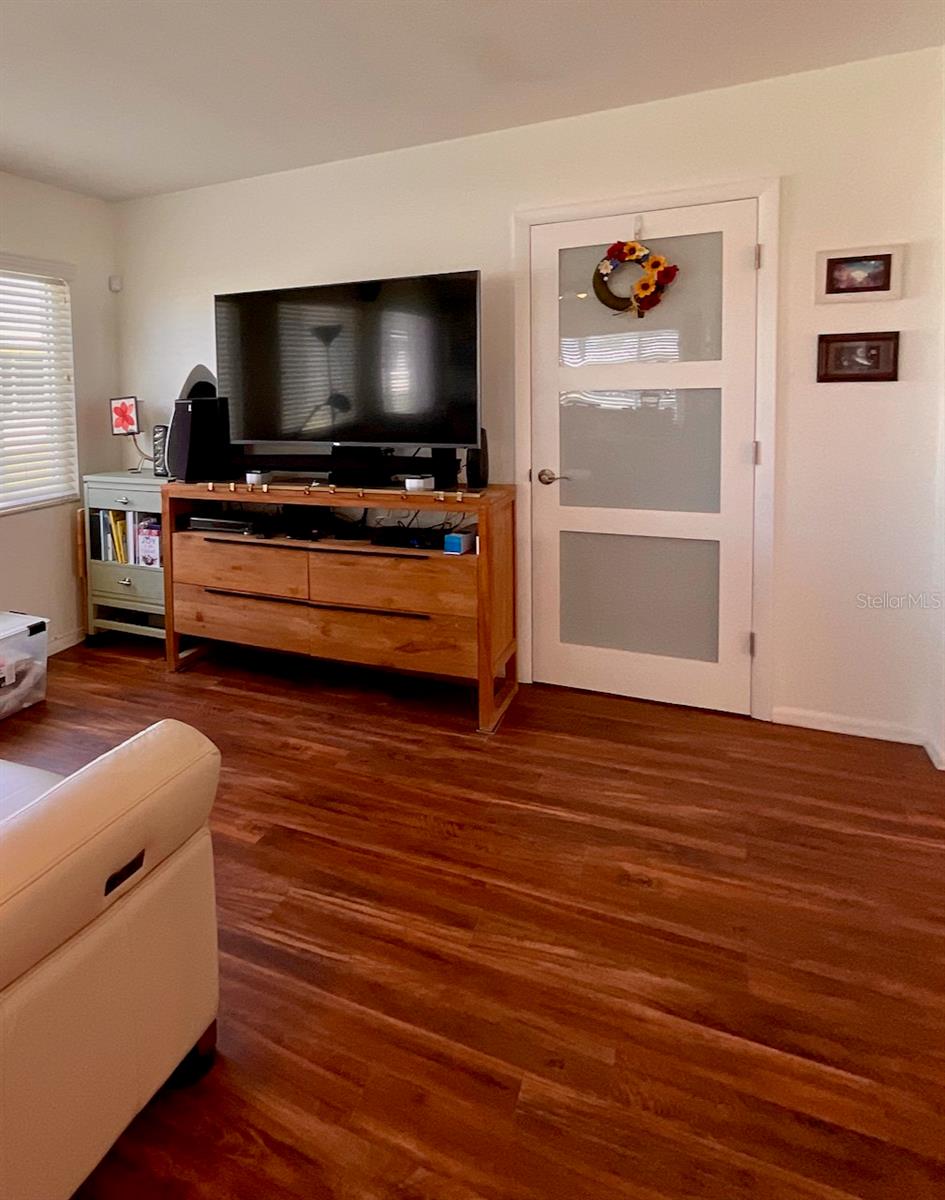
[162, 482, 517, 732]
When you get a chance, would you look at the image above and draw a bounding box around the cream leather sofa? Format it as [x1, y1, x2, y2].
[0, 719, 221, 1200]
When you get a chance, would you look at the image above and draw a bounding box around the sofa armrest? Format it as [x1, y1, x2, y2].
[0, 720, 220, 991]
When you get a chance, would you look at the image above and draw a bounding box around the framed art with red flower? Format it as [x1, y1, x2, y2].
[110, 396, 140, 436]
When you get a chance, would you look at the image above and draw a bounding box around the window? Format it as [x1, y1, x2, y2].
[0, 267, 79, 515]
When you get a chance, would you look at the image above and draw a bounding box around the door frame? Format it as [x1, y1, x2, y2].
[511, 178, 780, 720]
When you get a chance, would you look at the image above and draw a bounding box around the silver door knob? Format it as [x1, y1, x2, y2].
[537, 468, 570, 485]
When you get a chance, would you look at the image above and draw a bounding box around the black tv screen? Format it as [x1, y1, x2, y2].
[215, 270, 480, 449]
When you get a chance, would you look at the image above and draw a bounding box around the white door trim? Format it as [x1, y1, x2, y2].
[511, 177, 780, 720]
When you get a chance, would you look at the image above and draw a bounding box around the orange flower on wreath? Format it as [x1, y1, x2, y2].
[646, 254, 668, 273]
[623, 241, 647, 261]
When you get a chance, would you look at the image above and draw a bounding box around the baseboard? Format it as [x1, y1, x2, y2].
[49, 628, 85, 656]
[772, 706, 922, 749]
[922, 737, 945, 771]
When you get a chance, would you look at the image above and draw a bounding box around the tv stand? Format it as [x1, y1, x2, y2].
[161, 482, 517, 732]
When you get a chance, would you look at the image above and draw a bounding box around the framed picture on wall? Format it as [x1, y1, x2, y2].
[109, 395, 140, 436]
[817, 331, 899, 383]
[815, 245, 904, 303]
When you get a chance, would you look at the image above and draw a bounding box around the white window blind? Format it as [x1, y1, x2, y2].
[0, 269, 79, 515]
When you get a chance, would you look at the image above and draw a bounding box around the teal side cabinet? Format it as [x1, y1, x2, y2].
[83, 472, 165, 641]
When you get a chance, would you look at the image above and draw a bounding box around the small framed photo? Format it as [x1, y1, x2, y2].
[109, 395, 140, 436]
[817, 332, 899, 383]
[816, 244, 903, 303]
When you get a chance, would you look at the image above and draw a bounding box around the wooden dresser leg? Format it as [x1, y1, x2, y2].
[478, 650, 519, 735]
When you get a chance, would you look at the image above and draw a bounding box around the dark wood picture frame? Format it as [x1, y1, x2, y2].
[824, 253, 892, 295]
[817, 331, 899, 383]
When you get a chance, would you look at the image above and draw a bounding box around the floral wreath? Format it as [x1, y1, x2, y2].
[593, 240, 679, 317]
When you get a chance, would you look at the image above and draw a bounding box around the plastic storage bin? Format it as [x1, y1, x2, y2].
[0, 612, 49, 721]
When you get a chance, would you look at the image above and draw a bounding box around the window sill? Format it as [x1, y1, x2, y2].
[0, 494, 80, 520]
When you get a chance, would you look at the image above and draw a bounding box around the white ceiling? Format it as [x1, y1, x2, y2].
[1, 0, 942, 201]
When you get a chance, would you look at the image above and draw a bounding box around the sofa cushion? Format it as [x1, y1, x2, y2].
[0, 719, 220, 990]
[0, 760, 64, 822]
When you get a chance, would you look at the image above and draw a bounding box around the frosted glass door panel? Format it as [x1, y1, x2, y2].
[559, 388, 721, 512]
[560, 532, 720, 662]
[559, 233, 722, 365]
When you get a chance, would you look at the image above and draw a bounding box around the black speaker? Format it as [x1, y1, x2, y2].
[152, 424, 169, 477]
[466, 428, 489, 489]
[166, 396, 232, 482]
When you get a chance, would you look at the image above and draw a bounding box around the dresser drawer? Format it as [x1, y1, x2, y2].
[173, 533, 308, 600]
[90, 561, 164, 606]
[308, 604, 477, 678]
[308, 548, 477, 617]
[173, 582, 477, 677]
[87, 485, 161, 515]
[173, 584, 311, 655]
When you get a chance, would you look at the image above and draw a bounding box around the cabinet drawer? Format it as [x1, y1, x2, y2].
[173, 584, 310, 655]
[173, 533, 308, 599]
[308, 605, 477, 678]
[308, 548, 477, 617]
[87, 485, 161, 515]
[90, 561, 164, 606]
[172, 583, 477, 677]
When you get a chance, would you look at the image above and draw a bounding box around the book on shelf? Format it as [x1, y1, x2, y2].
[137, 517, 161, 568]
[99, 511, 113, 562]
[126, 512, 136, 566]
[89, 511, 102, 560]
[107, 511, 126, 564]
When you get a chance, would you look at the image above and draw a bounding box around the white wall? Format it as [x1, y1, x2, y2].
[112, 48, 943, 755]
[0, 172, 121, 650]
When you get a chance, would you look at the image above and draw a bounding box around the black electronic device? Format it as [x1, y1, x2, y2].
[152, 424, 169, 477]
[370, 526, 450, 551]
[166, 396, 233, 482]
[465, 427, 489, 488]
[215, 270, 480, 451]
[188, 516, 257, 535]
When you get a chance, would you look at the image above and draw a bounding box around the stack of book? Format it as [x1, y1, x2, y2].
[90, 511, 162, 568]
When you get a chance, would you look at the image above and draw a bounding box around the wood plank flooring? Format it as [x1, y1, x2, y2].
[1, 639, 943, 1199]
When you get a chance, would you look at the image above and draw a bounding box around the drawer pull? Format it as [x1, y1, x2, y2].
[117, 495, 130, 504]
[202, 536, 311, 552]
[117, 577, 133, 587]
[312, 547, 431, 561]
[201, 536, 431, 561]
[203, 587, 430, 620]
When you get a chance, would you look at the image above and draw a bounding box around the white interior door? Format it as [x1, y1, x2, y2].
[530, 199, 758, 714]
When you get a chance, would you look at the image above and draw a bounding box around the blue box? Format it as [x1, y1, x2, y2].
[443, 531, 476, 555]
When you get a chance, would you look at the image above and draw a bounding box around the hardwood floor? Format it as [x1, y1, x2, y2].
[2, 638, 943, 1199]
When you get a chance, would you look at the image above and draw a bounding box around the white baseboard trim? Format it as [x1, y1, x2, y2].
[773, 707, 945, 770]
[922, 737, 945, 771]
[49, 628, 85, 656]
[772, 706, 921, 749]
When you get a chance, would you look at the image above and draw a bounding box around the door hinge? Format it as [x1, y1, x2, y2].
[748, 631, 756, 657]
[752, 440, 761, 465]
[754, 244, 763, 270]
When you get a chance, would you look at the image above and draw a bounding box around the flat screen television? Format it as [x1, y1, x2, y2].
[215, 270, 480, 449]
